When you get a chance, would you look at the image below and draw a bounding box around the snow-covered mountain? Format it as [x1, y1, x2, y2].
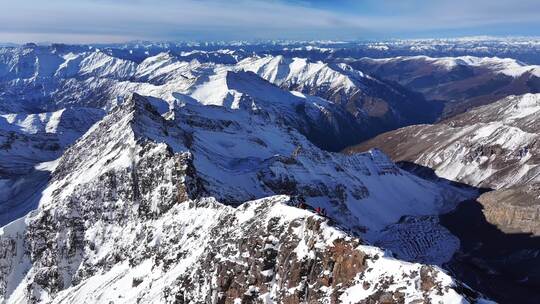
[0, 94, 487, 303]
[359, 55, 540, 78]
[348, 93, 540, 237]
[238, 55, 441, 136]
[1, 47, 348, 149]
[1, 108, 105, 146]
[351, 56, 540, 118]
[0, 45, 446, 150]
[237, 55, 373, 93]
[9, 42, 540, 303]
[348, 93, 540, 190]
[1, 194, 482, 303]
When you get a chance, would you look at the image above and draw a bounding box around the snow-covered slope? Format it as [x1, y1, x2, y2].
[238, 55, 370, 93]
[365, 55, 540, 77]
[132, 94, 467, 232]
[0, 94, 487, 303]
[0, 43, 502, 303]
[0, 46, 368, 150]
[349, 93, 540, 190]
[350, 93, 540, 303]
[238, 55, 441, 130]
[1, 107, 105, 146]
[1, 196, 482, 304]
[0, 107, 104, 227]
[352, 55, 540, 118]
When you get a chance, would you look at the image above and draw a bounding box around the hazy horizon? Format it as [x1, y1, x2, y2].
[2, 35, 540, 46]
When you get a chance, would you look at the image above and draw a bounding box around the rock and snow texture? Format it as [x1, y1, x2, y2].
[0, 107, 104, 226]
[1, 108, 105, 147]
[349, 93, 540, 190]
[350, 92, 540, 304]
[2, 46, 361, 151]
[476, 183, 540, 235]
[237, 55, 370, 94]
[0, 197, 482, 304]
[0, 95, 487, 303]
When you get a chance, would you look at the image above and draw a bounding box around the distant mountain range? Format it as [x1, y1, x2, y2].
[349, 56, 540, 117]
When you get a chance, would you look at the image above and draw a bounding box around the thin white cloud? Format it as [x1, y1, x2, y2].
[0, 0, 538, 43]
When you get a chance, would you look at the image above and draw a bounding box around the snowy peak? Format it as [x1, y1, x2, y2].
[0, 105, 105, 227]
[73, 93, 185, 151]
[188, 68, 294, 109]
[49, 93, 466, 233]
[134, 52, 199, 84]
[358, 55, 540, 79]
[239, 55, 440, 136]
[0, 46, 438, 150]
[185, 67, 374, 151]
[0, 191, 483, 303]
[353, 54, 540, 119]
[238, 55, 366, 92]
[0, 46, 64, 80]
[49, 94, 184, 199]
[241, 55, 291, 84]
[71, 50, 137, 80]
[178, 48, 244, 64]
[362, 55, 539, 75]
[2, 47, 137, 82]
[0, 41, 494, 302]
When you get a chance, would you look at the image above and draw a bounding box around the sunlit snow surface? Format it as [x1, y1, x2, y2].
[384, 93, 540, 189]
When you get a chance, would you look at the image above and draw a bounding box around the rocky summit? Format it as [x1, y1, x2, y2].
[0, 94, 485, 303]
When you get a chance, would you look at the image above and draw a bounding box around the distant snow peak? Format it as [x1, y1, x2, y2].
[372, 55, 540, 77]
[238, 55, 367, 92]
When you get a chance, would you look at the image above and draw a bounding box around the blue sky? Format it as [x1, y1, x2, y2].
[0, 0, 539, 43]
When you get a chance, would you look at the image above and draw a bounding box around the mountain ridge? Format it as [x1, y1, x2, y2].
[0, 93, 488, 303]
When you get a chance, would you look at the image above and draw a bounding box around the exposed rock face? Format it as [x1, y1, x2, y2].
[2, 195, 482, 304]
[478, 184, 540, 235]
[374, 216, 460, 265]
[173, 205, 369, 303]
[440, 197, 540, 304]
[4, 101, 201, 302]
